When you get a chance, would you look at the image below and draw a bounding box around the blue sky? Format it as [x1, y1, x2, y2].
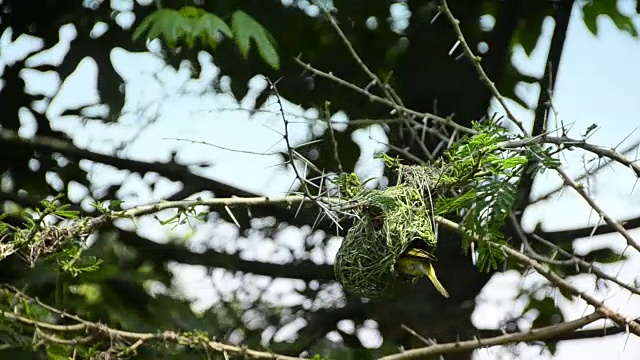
[2, 2, 640, 359]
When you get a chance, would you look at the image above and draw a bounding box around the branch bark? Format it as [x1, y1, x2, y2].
[380, 312, 603, 360]
[0, 128, 326, 230]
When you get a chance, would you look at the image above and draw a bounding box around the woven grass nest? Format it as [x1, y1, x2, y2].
[334, 165, 446, 298]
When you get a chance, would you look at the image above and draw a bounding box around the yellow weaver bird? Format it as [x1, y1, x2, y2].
[396, 247, 450, 298]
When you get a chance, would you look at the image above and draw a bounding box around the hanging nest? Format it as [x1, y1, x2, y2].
[334, 165, 441, 298]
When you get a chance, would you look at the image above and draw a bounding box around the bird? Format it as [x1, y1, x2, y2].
[396, 247, 450, 298]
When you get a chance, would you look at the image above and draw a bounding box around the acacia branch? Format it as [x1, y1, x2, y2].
[1, 287, 301, 360]
[503, 245, 640, 335]
[435, 216, 640, 336]
[0, 129, 321, 230]
[318, 6, 437, 160]
[508, 213, 640, 297]
[380, 312, 603, 360]
[293, 58, 474, 135]
[500, 136, 640, 178]
[0, 190, 335, 281]
[537, 213, 640, 245]
[530, 233, 640, 297]
[531, 140, 640, 204]
[113, 195, 334, 218]
[476, 316, 640, 341]
[553, 166, 640, 253]
[437, 0, 640, 256]
[438, 0, 526, 134]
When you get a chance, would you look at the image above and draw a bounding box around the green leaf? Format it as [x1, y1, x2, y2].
[55, 209, 79, 219]
[45, 344, 70, 360]
[581, 0, 639, 37]
[582, 2, 599, 35]
[231, 10, 280, 69]
[134, 7, 236, 50]
[231, 11, 255, 57]
[609, 9, 639, 37]
[513, 10, 547, 56]
[501, 156, 527, 169]
[179, 6, 206, 18]
[132, 11, 159, 41]
[581, 247, 627, 264]
[524, 296, 565, 328]
[151, 10, 190, 47]
[195, 13, 233, 48]
[199, 13, 233, 38]
[435, 190, 476, 214]
[132, 9, 190, 47]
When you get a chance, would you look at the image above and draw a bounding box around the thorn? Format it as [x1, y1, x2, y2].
[224, 205, 240, 228]
[448, 40, 461, 56]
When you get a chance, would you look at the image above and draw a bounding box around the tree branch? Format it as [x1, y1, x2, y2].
[537, 213, 640, 244]
[531, 140, 640, 204]
[116, 229, 334, 281]
[0, 129, 249, 198]
[1, 287, 302, 360]
[553, 166, 640, 253]
[0, 128, 324, 229]
[512, 0, 572, 211]
[508, 213, 640, 297]
[500, 136, 640, 178]
[435, 216, 640, 336]
[1, 192, 336, 281]
[380, 312, 603, 360]
[293, 58, 474, 135]
[476, 316, 640, 341]
[438, 0, 526, 134]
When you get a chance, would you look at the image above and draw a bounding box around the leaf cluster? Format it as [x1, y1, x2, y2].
[0, 198, 111, 282]
[434, 121, 558, 271]
[133, 7, 279, 69]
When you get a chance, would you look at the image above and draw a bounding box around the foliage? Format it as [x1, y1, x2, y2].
[1, 0, 640, 359]
[133, 6, 279, 69]
[432, 121, 549, 271]
[0, 197, 96, 272]
[580, 0, 639, 37]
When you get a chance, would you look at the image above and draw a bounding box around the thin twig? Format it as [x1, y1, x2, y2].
[531, 233, 640, 297]
[317, 5, 436, 160]
[434, 216, 640, 336]
[320, 6, 395, 104]
[508, 213, 640, 297]
[531, 140, 640, 204]
[553, 166, 640, 253]
[323, 102, 344, 173]
[293, 58, 475, 135]
[1, 289, 301, 360]
[499, 136, 640, 178]
[438, 0, 527, 135]
[267, 77, 316, 199]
